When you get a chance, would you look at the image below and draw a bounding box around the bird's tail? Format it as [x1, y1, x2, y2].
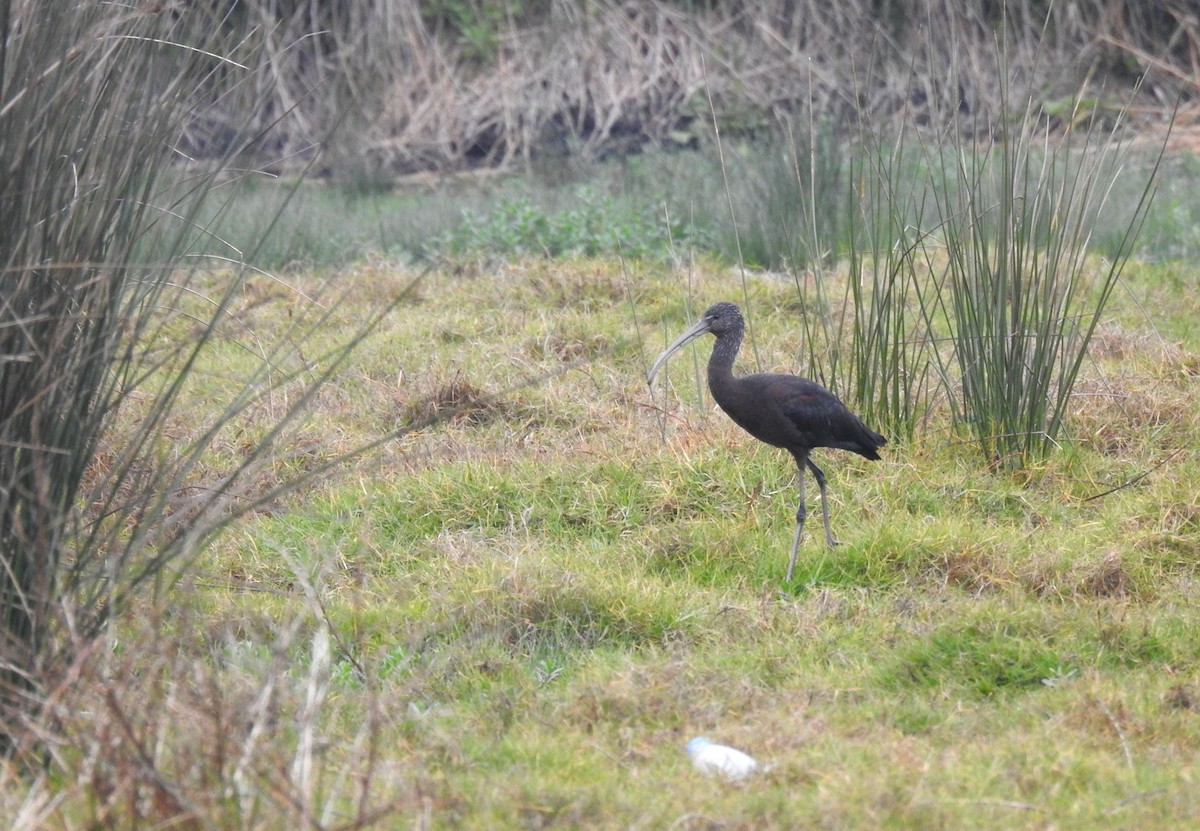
[855, 424, 887, 461]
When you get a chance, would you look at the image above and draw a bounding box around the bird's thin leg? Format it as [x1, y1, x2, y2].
[806, 458, 841, 547]
[786, 454, 809, 581]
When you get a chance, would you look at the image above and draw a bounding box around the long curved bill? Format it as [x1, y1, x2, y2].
[647, 318, 713, 385]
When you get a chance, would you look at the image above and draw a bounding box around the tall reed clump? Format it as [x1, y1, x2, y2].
[0, 3, 390, 755]
[843, 134, 945, 441]
[932, 97, 1162, 466]
[763, 52, 1162, 462]
[760, 118, 946, 442]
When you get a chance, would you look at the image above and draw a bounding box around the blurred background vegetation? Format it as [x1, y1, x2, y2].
[196, 0, 1192, 177]
[168, 0, 1199, 272]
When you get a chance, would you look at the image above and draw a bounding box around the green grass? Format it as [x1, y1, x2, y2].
[22, 252, 1200, 828]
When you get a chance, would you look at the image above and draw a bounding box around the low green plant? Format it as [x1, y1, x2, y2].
[420, 0, 528, 63]
[432, 186, 707, 260]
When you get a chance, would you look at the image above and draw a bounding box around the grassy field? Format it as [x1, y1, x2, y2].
[8, 4, 1200, 827]
[19, 246, 1199, 828]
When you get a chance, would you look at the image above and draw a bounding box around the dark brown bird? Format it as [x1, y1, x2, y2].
[648, 302, 886, 581]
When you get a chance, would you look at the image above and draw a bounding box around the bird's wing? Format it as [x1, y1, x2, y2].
[764, 375, 881, 453]
[770, 377, 852, 429]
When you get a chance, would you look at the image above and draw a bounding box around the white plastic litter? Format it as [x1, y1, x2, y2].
[686, 737, 759, 780]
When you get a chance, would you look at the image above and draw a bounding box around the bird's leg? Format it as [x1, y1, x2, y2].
[786, 455, 809, 581]
[806, 458, 841, 547]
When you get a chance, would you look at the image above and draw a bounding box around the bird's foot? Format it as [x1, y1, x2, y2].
[825, 536, 842, 548]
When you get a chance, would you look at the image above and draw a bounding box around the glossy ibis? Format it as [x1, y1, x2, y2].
[648, 302, 886, 581]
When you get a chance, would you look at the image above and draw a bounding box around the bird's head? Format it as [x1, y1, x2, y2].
[646, 302, 745, 386]
[699, 302, 744, 335]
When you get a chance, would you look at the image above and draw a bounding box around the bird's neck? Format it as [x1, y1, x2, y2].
[707, 332, 741, 396]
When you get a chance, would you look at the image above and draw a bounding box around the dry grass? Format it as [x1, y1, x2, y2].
[400, 373, 507, 426]
[17, 605, 397, 830]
